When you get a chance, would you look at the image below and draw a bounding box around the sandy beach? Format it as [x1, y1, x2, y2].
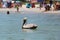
[0, 5, 60, 14]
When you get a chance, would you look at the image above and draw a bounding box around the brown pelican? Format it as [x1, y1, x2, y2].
[22, 17, 37, 29]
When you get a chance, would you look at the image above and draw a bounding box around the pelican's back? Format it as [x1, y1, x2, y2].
[22, 24, 37, 29]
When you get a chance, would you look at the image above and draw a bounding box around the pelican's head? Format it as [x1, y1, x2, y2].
[23, 17, 27, 20]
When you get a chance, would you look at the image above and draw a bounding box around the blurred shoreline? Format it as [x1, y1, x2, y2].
[0, 5, 60, 14]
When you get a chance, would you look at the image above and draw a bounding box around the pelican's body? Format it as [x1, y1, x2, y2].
[22, 24, 37, 29]
[22, 17, 37, 29]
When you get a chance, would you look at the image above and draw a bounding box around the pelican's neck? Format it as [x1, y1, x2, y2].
[22, 19, 27, 28]
[23, 19, 27, 26]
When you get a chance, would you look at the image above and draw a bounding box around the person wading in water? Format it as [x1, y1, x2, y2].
[16, 5, 19, 12]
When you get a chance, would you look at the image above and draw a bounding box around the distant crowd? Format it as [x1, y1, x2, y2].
[26, 1, 60, 11]
[0, 1, 22, 8]
[0, 1, 60, 11]
[40, 1, 60, 11]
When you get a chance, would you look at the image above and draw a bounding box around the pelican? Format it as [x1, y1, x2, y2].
[22, 17, 37, 29]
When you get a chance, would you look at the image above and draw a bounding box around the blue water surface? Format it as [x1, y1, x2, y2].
[0, 12, 60, 40]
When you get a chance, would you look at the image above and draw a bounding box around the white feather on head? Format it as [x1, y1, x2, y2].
[23, 17, 27, 20]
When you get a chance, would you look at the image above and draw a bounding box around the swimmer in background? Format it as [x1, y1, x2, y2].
[7, 11, 10, 14]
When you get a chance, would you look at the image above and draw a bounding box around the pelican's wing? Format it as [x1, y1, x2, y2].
[23, 24, 37, 28]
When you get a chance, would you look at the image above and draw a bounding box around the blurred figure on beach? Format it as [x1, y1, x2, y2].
[31, 3, 35, 8]
[49, 0, 53, 7]
[45, 4, 50, 11]
[0, 2, 2, 8]
[55, 1, 60, 10]
[7, 1, 12, 8]
[16, 5, 19, 12]
[11, 1, 15, 8]
[26, 2, 31, 8]
[53, 1, 60, 10]
[39, 2, 43, 9]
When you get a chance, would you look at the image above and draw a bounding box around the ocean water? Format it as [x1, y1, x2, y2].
[0, 12, 60, 40]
